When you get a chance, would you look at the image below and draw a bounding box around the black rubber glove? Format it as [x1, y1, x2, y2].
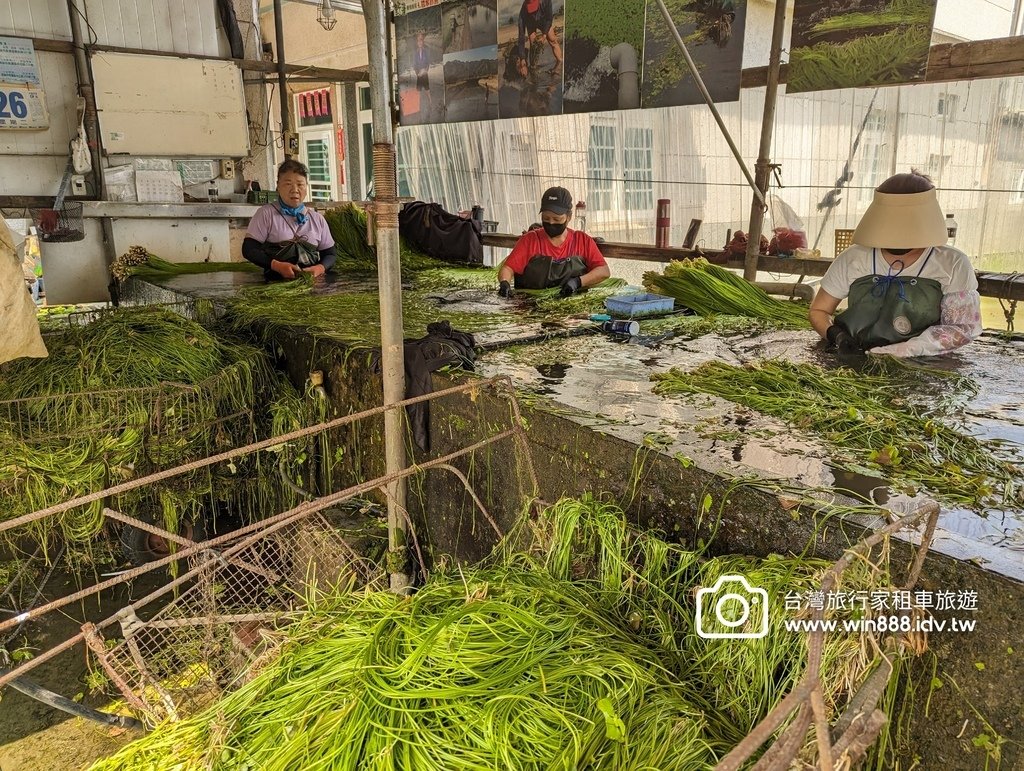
[826, 324, 861, 354]
[560, 276, 583, 297]
[498, 280, 513, 298]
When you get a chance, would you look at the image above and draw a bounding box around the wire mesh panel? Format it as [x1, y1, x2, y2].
[834, 228, 855, 256]
[30, 202, 85, 243]
[100, 511, 383, 722]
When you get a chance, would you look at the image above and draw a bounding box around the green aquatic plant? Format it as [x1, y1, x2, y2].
[808, 0, 934, 38]
[638, 313, 771, 338]
[111, 246, 261, 283]
[651, 360, 1023, 509]
[222, 280, 518, 345]
[644, 259, 810, 328]
[0, 307, 314, 551]
[323, 202, 452, 275]
[91, 496, 904, 770]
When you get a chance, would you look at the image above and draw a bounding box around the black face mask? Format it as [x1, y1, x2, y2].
[543, 222, 567, 238]
[885, 248, 913, 256]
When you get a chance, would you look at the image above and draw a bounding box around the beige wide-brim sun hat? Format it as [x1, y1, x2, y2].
[852, 188, 948, 249]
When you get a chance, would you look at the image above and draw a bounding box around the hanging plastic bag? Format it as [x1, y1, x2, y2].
[767, 194, 808, 256]
[0, 219, 48, 365]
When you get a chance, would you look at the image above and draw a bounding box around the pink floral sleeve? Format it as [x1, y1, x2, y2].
[869, 290, 983, 357]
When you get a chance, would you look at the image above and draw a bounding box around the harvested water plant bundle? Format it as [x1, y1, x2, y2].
[0, 306, 312, 551]
[652, 360, 1024, 509]
[644, 258, 810, 328]
[92, 497, 907, 770]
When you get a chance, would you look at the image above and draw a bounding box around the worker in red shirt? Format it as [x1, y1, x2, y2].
[498, 187, 610, 297]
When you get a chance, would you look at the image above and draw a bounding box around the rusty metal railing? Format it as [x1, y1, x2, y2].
[0, 376, 538, 693]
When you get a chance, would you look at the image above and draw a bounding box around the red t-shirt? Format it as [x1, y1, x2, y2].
[504, 229, 607, 276]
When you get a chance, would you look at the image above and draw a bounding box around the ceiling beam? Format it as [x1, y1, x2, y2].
[27, 37, 367, 82]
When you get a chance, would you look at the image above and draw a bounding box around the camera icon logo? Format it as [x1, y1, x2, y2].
[696, 574, 770, 639]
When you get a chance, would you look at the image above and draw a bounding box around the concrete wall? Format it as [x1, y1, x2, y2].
[0, 0, 280, 300]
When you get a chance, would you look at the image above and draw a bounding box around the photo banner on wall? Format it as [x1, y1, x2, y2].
[641, 1, 746, 109]
[788, 0, 938, 94]
[394, 0, 747, 125]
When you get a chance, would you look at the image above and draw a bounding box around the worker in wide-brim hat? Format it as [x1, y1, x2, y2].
[497, 186, 610, 298]
[809, 171, 982, 357]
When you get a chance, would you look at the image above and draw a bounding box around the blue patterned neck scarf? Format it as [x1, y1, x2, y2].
[279, 202, 307, 225]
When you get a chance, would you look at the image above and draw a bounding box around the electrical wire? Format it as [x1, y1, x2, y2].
[70, 2, 99, 47]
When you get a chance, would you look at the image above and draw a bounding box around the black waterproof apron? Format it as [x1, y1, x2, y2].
[268, 206, 321, 268]
[834, 248, 943, 350]
[514, 254, 587, 290]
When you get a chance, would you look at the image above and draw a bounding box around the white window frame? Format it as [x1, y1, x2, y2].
[1011, 168, 1024, 205]
[299, 129, 338, 203]
[586, 121, 654, 213]
[623, 127, 654, 212]
[587, 121, 616, 212]
[507, 132, 537, 229]
[938, 93, 959, 123]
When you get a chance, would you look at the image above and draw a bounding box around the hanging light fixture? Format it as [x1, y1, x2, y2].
[317, 0, 337, 31]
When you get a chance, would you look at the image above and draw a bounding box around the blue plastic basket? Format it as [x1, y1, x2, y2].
[604, 293, 675, 318]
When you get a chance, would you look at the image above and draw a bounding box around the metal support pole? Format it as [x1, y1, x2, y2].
[361, 0, 410, 593]
[66, 0, 102, 197]
[67, 0, 119, 297]
[273, 0, 292, 158]
[742, 0, 787, 281]
[654, 0, 763, 209]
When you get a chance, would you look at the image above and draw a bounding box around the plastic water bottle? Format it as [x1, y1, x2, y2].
[945, 213, 958, 242]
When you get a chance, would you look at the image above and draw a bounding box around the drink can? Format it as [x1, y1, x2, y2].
[602, 320, 639, 336]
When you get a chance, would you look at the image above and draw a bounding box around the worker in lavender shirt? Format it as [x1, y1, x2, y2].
[242, 160, 337, 280]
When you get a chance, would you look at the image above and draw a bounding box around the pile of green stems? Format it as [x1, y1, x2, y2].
[93, 497, 883, 770]
[223, 280, 517, 346]
[807, 0, 933, 37]
[652, 360, 1023, 509]
[222, 276, 630, 347]
[324, 203, 453, 275]
[638, 313, 770, 338]
[0, 307, 316, 551]
[644, 258, 810, 328]
[126, 254, 261, 283]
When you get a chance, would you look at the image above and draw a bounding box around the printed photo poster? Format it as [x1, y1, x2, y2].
[441, 0, 499, 121]
[788, 0, 938, 93]
[641, 0, 746, 109]
[496, 0, 565, 119]
[396, 6, 445, 125]
[562, 0, 645, 115]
